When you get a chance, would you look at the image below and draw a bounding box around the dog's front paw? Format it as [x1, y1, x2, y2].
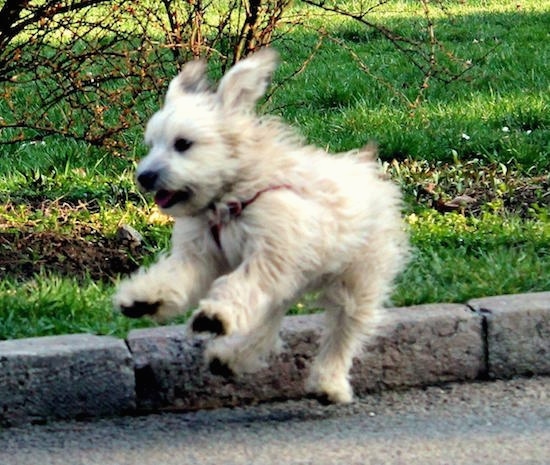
[114, 281, 162, 319]
[203, 334, 267, 378]
[208, 357, 235, 378]
[120, 300, 161, 319]
[191, 310, 227, 335]
[190, 300, 234, 336]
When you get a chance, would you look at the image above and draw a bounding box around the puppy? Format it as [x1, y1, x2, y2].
[114, 49, 407, 403]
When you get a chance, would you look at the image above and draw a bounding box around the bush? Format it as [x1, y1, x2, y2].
[0, 0, 469, 149]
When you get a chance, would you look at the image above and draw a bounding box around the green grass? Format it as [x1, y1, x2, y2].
[0, 0, 549, 340]
[270, 2, 550, 168]
[396, 211, 550, 306]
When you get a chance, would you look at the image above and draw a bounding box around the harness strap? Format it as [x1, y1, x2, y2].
[209, 184, 292, 249]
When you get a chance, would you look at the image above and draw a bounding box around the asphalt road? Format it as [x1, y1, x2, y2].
[1, 377, 548, 465]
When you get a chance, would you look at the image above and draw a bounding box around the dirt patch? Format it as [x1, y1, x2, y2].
[417, 175, 550, 217]
[0, 174, 547, 283]
[0, 229, 144, 282]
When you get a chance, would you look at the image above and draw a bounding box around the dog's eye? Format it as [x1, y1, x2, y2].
[174, 137, 193, 153]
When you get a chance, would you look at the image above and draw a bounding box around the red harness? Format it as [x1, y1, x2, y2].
[208, 185, 292, 249]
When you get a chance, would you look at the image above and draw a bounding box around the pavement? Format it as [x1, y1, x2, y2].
[1, 376, 548, 465]
[0, 292, 549, 427]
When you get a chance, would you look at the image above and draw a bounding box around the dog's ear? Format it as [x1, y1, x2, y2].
[216, 48, 278, 111]
[165, 59, 209, 102]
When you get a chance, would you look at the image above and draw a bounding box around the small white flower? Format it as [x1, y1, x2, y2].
[526, 130, 532, 135]
[501, 126, 510, 132]
[21, 141, 46, 148]
[461, 133, 471, 140]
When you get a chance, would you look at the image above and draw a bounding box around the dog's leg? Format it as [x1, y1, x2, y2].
[204, 303, 288, 375]
[114, 218, 225, 321]
[114, 251, 222, 322]
[189, 253, 304, 373]
[306, 266, 390, 404]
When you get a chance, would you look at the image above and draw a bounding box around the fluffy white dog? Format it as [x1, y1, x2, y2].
[114, 49, 407, 404]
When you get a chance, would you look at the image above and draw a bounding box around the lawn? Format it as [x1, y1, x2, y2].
[0, 0, 548, 340]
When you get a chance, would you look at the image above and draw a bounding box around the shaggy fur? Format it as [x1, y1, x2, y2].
[114, 49, 408, 403]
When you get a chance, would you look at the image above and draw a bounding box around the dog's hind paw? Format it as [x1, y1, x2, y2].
[306, 386, 353, 405]
[305, 392, 333, 406]
[306, 372, 354, 404]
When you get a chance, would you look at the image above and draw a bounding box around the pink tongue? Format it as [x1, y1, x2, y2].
[154, 190, 175, 208]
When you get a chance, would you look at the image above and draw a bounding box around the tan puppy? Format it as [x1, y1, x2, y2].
[114, 49, 408, 403]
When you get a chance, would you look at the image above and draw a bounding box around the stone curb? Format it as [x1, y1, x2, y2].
[0, 292, 548, 426]
[468, 292, 550, 378]
[0, 335, 135, 426]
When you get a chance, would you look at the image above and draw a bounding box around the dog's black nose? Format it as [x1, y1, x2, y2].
[137, 170, 158, 191]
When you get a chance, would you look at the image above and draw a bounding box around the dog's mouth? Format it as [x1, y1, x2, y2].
[154, 188, 193, 209]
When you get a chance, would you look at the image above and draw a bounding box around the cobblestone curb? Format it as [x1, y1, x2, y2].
[0, 292, 548, 426]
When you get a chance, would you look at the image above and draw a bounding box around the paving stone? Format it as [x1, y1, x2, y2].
[469, 292, 550, 378]
[0, 334, 135, 426]
[354, 303, 485, 393]
[127, 303, 484, 410]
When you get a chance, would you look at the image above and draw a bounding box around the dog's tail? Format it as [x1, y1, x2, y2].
[356, 142, 391, 180]
[356, 142, 378, 162]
